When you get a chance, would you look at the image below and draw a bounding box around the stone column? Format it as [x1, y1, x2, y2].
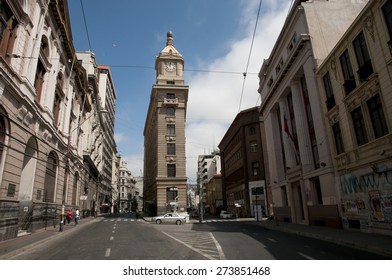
[278, 99, 297, 168]
[290, 80, 313, 172]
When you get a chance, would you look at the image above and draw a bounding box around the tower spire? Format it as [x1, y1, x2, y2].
[166, 31, 174, 46]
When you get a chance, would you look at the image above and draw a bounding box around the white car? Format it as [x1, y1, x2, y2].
[152, 213, 186, 225]
[220, 210, 234, 219]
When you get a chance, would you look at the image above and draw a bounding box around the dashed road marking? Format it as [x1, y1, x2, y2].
[105, 248, 111, 257]
[298, 252, 315, 260]
[162, 231, 226, 260]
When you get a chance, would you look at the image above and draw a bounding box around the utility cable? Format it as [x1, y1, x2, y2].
[80, 0, 93, 51]
[238, 0, 263, 112]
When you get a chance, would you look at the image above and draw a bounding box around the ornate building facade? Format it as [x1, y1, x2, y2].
[317, 0, 392, 234]
[0, 0, 116, 241]
[143, 32, 188, 215]
[258, 0, 368, 227]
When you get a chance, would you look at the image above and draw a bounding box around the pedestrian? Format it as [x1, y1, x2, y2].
[75, 208, 80, 224]
[66, 209, 72, 224]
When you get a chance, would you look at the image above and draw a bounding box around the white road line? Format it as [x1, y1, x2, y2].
[110, 236, 114, 241]
[162, 232, 217, 260]
[209, 232, 226, 260]
[112, 231, 115, 234]
[267, 238, 277, 243]
[298, 252, 315, 260]
[105, 248, 111, 257]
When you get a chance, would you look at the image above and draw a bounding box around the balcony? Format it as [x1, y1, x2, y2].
[357, 60, 373, 82]
[325, 95, 336, 111]
[163, 98, 179, 106]
[343, 79, 356, 95]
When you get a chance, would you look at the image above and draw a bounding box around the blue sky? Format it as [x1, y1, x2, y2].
[68, 0, 292, 182]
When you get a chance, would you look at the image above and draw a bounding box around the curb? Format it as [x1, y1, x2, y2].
[0, 217, 101, 260]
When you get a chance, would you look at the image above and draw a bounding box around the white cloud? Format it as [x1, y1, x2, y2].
[120, 0, 292, 183]
[185, 0, 291, 182]
[114, 133, 124, 144]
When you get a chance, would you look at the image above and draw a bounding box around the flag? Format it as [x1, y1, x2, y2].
[283, 113, 294, 142]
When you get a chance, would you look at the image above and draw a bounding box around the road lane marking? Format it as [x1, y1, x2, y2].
[162, 232, 217, 260]
[267, 238, 277, 243]
[298, 252, 315, 260]
[209, 232, 226, 260]
[110, 236, 114, 241]
[105, 248, 111, 257]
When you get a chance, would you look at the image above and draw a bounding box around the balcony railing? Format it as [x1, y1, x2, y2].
[325, 95, 336, 111]
[357, 60, 373, 82]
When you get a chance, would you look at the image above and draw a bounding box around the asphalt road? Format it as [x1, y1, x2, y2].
[10, 213, 387, 260]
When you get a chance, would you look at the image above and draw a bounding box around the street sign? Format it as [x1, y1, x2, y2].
[80, 195, 88, 200]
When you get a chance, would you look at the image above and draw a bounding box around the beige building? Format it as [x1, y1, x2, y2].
[0, 1, 116, 241]
[258, 0, 368, 227]
[317, 0, 392, 234]
[143, 32, 189, 215]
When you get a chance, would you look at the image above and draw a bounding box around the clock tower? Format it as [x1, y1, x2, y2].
[143, 31, 189, 216]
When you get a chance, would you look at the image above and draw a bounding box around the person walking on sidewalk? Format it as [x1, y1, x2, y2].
[66, 209, 72, 224]
[75, 208, 80, 225]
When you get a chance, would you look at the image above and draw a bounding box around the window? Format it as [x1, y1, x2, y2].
[167, 143, 176, 155]
[250, 142, 257, 153]
[167, 124, 175, 135]
[166, 93, 175, 99]
[353, 32, 373, 81]
[252, 162, 260, 176]
[7, 183, 15, 197]
[0, 1, 18, 62]
[332, 122, 344, 155]
[249, 126, 256, 135]
[166, 107, 175, 116]
[367, 95, 388, 139]
[34, 60, 46, 102]
[323, 72, 336, 110]
[53, 92, 61, 127]
[383, 1, 392, 39]
[351, 107, 368, 146]
[340, 50, 356, 94]
[167, 164, 176, 177]
[301, 77, 319, 169]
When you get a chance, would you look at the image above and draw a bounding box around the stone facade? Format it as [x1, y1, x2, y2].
[317, 0, 392, 234]
[258, 0, 368, 227]
[143, 32, 188, 215]
[0, 0, 116, 241]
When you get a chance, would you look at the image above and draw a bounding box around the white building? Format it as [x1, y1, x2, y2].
[258, 0, 368, 227]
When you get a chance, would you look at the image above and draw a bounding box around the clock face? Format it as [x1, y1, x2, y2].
[165, 61, 176, 71]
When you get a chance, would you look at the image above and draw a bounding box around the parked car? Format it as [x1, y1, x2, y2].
[152, 213, 186, 225]
[220, 210, 234, 219]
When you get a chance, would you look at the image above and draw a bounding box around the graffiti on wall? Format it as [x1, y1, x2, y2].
[340, 166, 392, 223]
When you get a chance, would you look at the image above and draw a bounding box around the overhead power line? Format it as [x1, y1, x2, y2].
[238, 0, 263, 112]
[108, 64, 258, 75]
[80, 0, 92, 51]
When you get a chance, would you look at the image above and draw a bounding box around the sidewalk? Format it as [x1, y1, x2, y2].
[254, 219, 392, 259]
[0, 216, 101, 260]
[1, 215, 391, 259]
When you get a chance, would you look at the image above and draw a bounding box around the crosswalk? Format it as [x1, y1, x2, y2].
[101, 218, 139, 222]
